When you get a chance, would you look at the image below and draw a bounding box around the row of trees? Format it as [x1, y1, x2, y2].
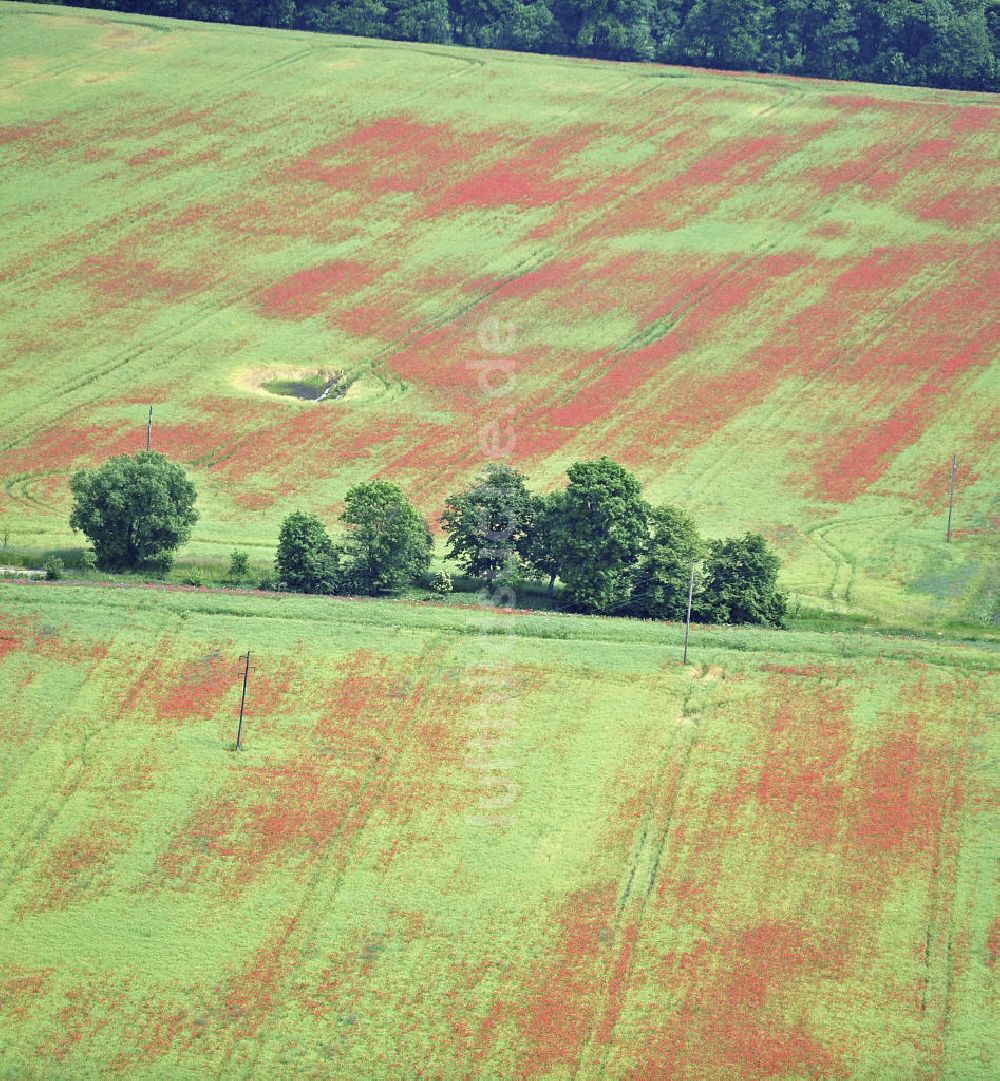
[45, 0, 999, 89]
[441, 458, 788, 625]
[276, 484, 431, 594]
[68, 451, 787, 626]
[66, 450, 432, 590]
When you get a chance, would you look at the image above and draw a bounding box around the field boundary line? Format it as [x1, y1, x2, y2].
[574, 679, 707, 1078]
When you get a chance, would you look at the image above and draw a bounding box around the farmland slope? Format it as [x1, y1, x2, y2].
[0, 4, 997, 624]
[0, 580, 997, 1076]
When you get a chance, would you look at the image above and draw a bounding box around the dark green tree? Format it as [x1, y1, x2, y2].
[920, 0, 995, 88]
[296, 0, 388, 34]
[674, 0, 771, 68]
[698, 532, 787, 628]
[629, 504, 703, 621]
[387, 0, 452, 40]
[341, 481, 432, 594]
[809, 0, 861, 79]
[453, 0, 558, 50]
[441, 463, 536, 585]
[552, 456, 649, 614]
[523, 489, 566, 596]
[68, 451, 198, 571]
[506, 0, 559, 49]
[651, 0, 693, 60]
[228, 549, 252, 580]
[232, 0, 295, 26]
[572, 0, 656, 58]
[275, 511, 341, 593]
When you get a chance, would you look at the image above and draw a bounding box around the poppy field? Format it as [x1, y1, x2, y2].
[0, 3, 997, 624]
[0, 580, 996, 1077]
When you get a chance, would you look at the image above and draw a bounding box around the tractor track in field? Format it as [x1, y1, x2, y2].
[457, 75, 817, 424]
[0, 628, 156, 908]
[675, 236, 976, 456]
[670, 234, 988, 530]
[191, 245, 560, 473]
[800, 511, 900, 608]
[804, 519, 860, 606]
[640, 101, 959, 423]
[654, 104, 970, 512]
[922, 685, 977, 1063]
[528, 231, 787, 421]
[1, 54, 95, 90]
[2, 472, 51, 511]
[0, 22, 489, 450]
[0, 281, 266, 452]
[0, 629, 78, 802]
[573, 671, 717, 1078]
[0, 7, 173, 90]
[0, 56, 562, 464]
[325, 67, 669, 399]
[211, 67, 806, 429]
[213, 644, 446, 1078]
[203, 35, 485, 103]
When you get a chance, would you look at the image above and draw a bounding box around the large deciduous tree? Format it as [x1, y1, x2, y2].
[698, 532, 788, 627]
[523, 489, 566, 596]
[569, 0, 656, 59]
[296, 0, 388, 35]
[629, 504, 703, 621]
[552, 456, 649, 614]
[387, 0, 452, 40]
[69, 451, 198, 571]
[441, 463, 535, 585]
[341, 481, 432, 594]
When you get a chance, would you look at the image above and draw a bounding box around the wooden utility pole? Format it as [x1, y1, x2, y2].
[146, 406, 153, 451]
[235, 651, 255, 750]
[683, 562, 696, 666]
[946, 454, 958, 542]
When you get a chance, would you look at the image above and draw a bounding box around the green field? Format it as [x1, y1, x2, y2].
[0, 580, 997, 1077]
[1, 5, 999, 1077]
[0, 3, 997, 625]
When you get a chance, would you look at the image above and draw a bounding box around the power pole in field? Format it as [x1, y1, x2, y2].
[946, 455, 958, 542]
[683, 562, 696, 666]
[235, 651, 256, 750]
[146, 406, 153, 451]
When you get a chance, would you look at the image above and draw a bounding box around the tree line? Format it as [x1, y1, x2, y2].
[39, 0, 999, 90]
[67, 450, 788, 627]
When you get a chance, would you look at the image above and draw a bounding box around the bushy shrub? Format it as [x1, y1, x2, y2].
[228, 549, 251, 580]
[43, 556, 64, 581]
[430, 570, 454, 595]
[698, 534, 788, 628]
[275, 511, 340, 594]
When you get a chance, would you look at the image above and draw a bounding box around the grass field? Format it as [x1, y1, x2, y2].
[0, 3, 997, 625]
[0, 579, 997, 1077]
[1, 7, 998, 1076]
